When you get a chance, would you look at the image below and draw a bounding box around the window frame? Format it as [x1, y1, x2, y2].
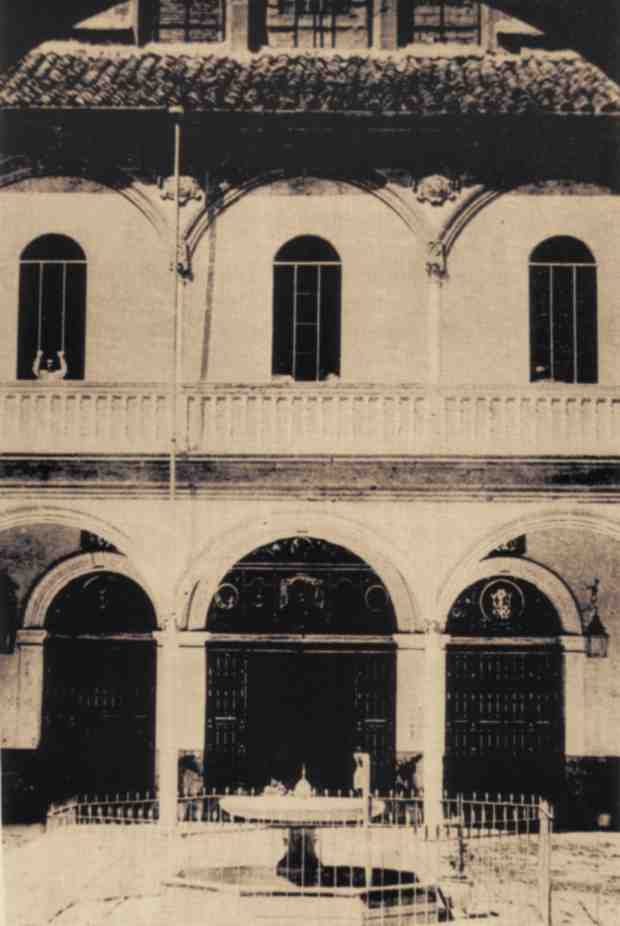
[529, 237, 598, 385]
[400, 1, 485, 48]
[272, 236, 342, 383]
[153, 0, 226, 43]
[17, 235, 87, 381]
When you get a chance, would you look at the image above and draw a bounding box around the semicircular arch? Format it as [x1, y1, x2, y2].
[23, 552, 161, 630]
[0, 164, 170, 246]
[439, 555, 581, 636]
[185, 170, 433, 258]
[178, 512, 419, 634]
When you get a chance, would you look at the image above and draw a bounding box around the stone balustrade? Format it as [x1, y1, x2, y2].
[0, 382, 618, 457]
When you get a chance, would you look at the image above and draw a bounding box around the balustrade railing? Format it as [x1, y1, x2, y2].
[1, 382, 618, 457]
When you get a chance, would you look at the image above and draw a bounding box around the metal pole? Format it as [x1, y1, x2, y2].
[157, 109, 185, 828]
[170, 111, 184, 502]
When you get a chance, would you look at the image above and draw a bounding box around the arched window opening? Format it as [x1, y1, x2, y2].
[529, 236, 597, 384]
[18, 235, 87, 380]
[272, 235, 341, 382]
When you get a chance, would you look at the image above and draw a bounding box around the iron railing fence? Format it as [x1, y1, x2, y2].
[46, 791, 159, 828]
[45, 790, 553, 924]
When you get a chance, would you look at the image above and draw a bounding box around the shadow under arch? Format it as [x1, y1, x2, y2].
[185, 168, 434, 260]
[177, 512, 419, 633]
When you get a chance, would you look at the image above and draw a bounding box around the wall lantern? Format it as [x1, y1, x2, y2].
[582, 578, 609, 658]
[585, 609, 609, 659]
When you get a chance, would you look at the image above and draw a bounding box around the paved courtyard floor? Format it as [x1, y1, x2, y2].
[1, 825, 619, 926]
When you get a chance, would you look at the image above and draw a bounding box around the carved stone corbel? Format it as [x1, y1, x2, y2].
[426, 240, 448, 282]
[159, 174, 203, 207]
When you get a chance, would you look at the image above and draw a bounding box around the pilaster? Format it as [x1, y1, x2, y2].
[561, 635, 587, 756]
[15, 629, 47, 749]
[153, 625, 179, 825]
[422, 624, 448, 828]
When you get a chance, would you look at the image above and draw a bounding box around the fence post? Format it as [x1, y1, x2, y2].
[538, 799, 553, 926]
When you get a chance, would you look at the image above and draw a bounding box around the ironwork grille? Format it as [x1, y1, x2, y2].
[156, 0, 225, 42]
[530, 237, 597, 384]
[268, 0, 371, 49]
[408, 1, 481, 45]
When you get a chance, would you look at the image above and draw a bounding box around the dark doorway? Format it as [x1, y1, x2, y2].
[204, 536, 396, 794]
[445, 645, 564, 800]
[41, 570, 157, 805]
[42, 639, 156, 802]
[206, 644, 395, 795]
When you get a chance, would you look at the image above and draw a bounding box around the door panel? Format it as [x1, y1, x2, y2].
[42, 638, 156, 802]
[205, 646, 395, 794]
[445, 646, 564, 798]
[205, 648, 249, 790]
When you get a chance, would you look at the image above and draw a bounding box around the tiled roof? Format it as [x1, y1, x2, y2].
[1, 43, 619, 114]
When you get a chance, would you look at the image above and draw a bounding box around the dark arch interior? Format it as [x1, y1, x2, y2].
[205, 537, 396, 793]
[40, 570, 157, 809]
[207, 535, 396, 634]
[47, 570, 157, 635]
[275, 235, 340, 263]
[446, 574, 563, 635]
[530, 236, 595, 264]
[21, 233, 86, 262]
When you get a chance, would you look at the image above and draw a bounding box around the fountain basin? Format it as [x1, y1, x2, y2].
[167, 865, 449, 924]
[220, 795, 385, 825]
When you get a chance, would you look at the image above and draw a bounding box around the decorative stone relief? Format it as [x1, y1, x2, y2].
[414, 174, 461, 206]
[159, 174, 203, 206]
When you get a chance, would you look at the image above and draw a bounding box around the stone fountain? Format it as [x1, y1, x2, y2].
[167, 767, 448, 923]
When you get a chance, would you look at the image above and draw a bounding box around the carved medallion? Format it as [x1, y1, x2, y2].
[214, 583, 239, 611]
[479, 579, 525, 626]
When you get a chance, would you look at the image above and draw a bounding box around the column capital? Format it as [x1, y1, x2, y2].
[15, 628, 47, 646]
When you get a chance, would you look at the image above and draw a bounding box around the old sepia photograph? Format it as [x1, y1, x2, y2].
[0, 2, 619, 924]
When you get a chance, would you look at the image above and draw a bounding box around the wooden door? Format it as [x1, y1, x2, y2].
[42, 638, 156, 803]
[352, 650, 396, 792]
[205, 647, 249, 790]
[445, 645, 564, 798]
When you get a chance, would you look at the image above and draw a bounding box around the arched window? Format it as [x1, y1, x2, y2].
[529, 236, 597, 384]
[272, 235, 341, 382]
[18, 235, 87, 380]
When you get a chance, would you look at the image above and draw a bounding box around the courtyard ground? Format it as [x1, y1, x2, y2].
[1, 825, 619, 926]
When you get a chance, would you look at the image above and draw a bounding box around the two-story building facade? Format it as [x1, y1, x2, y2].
[1, 2, 619, 828]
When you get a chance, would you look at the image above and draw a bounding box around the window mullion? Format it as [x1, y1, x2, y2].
[37, 263, 43, 353]
[292, 263, 298, 379]
[573, 264, 578, 383]
[61, 262, 67, 354]
[549, 266, 554, 379]
[316, 265, 322, 380]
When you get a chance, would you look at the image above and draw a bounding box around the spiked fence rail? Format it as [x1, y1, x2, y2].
[46, 790, 554, 923]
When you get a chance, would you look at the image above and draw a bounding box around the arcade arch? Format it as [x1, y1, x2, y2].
[196, 533, 402, 793]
